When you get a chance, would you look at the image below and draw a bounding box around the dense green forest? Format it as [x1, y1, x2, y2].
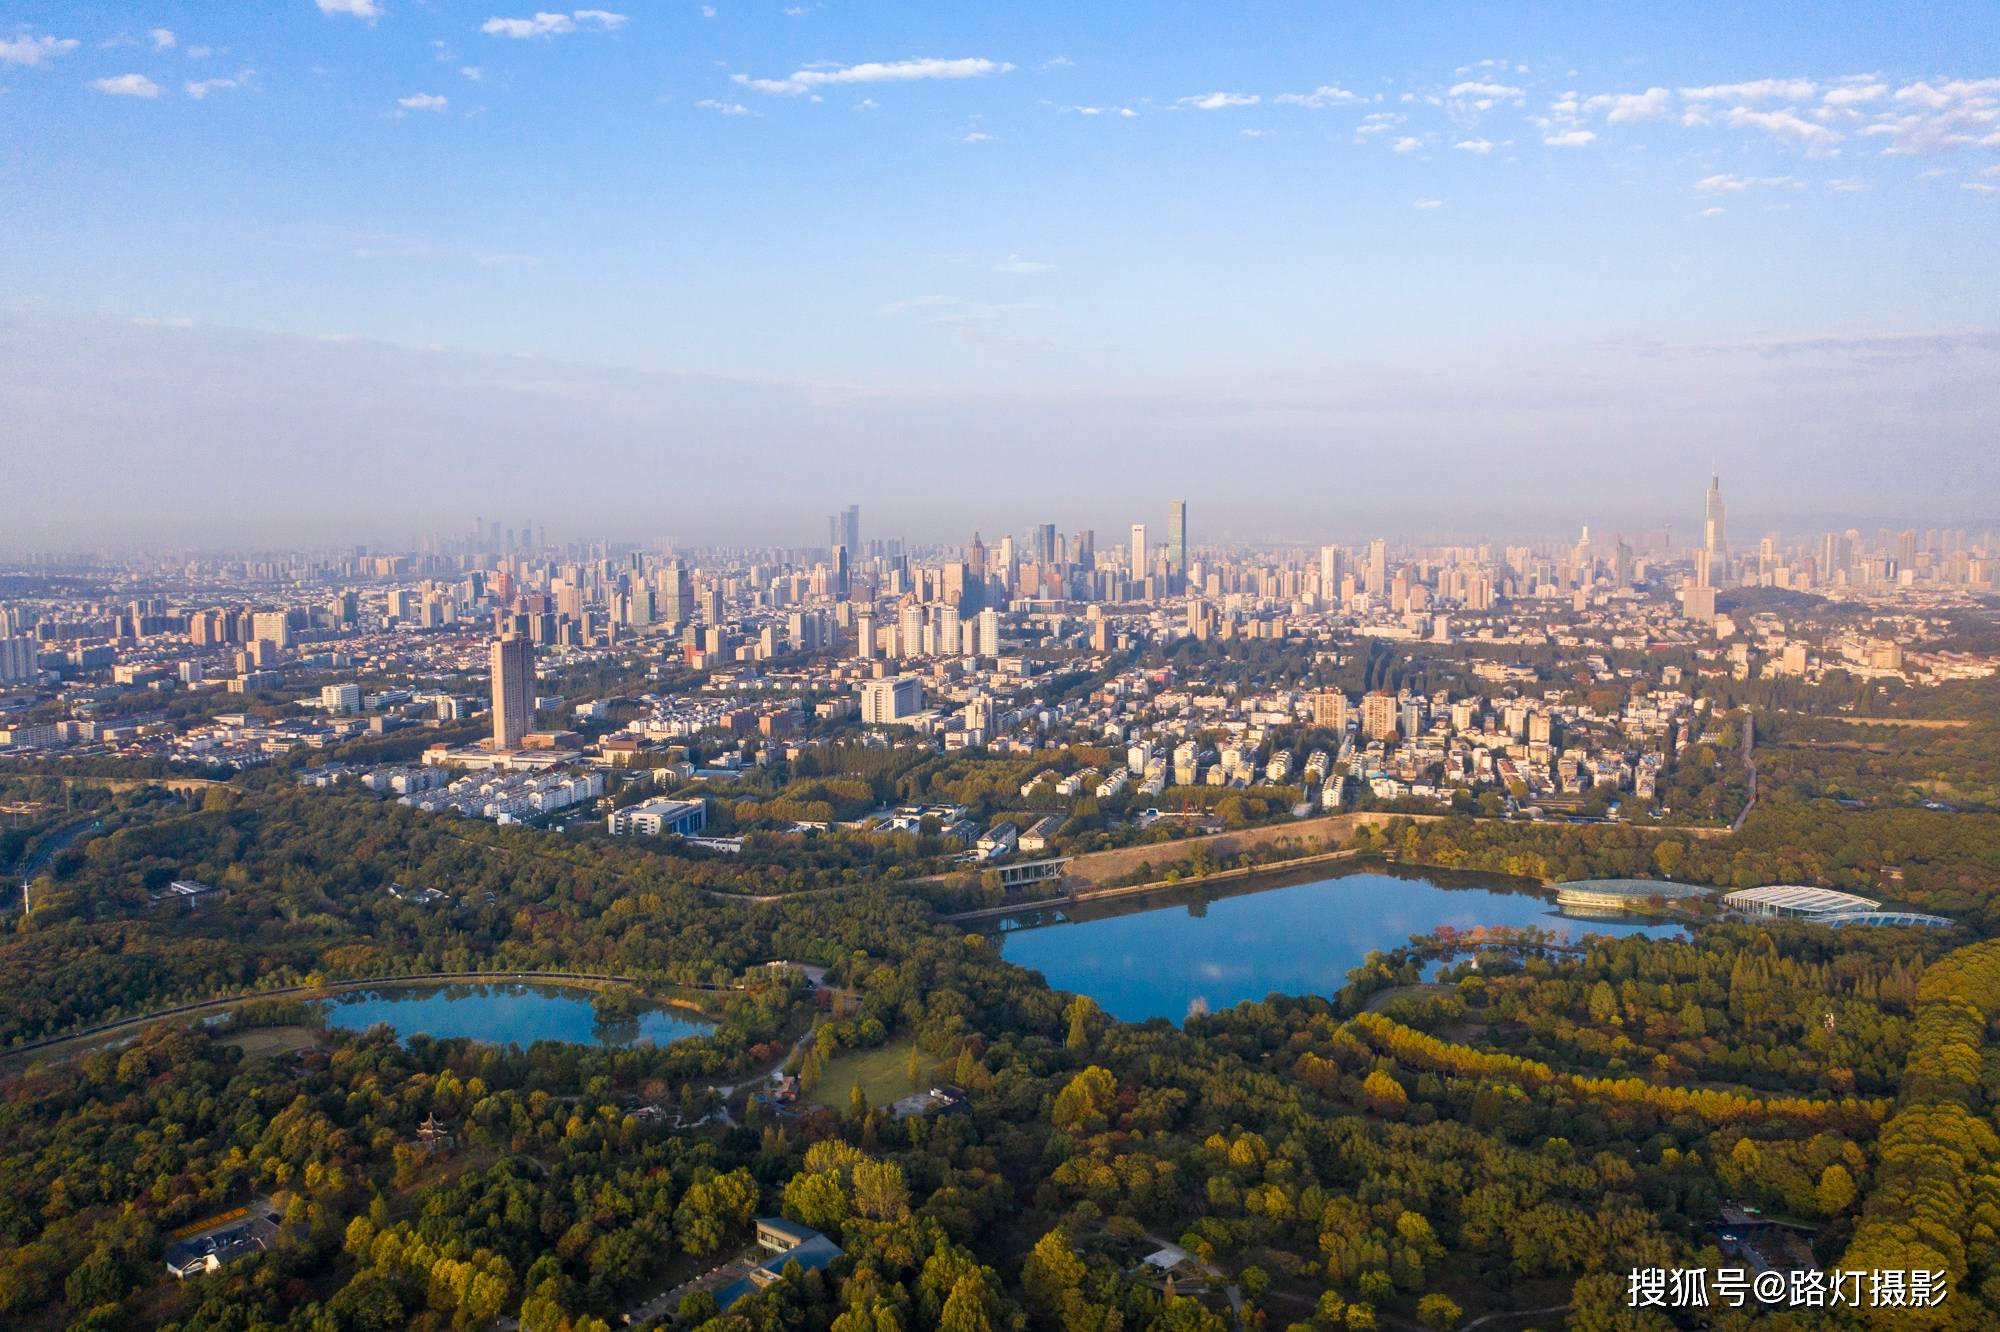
[3, 750, 2000, 1330]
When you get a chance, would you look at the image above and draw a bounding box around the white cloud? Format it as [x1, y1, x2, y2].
[695, 98, 751, 115]
[994, 258, 1051, 274]
[185, 77, 239, 99]
[1354, 112, 1402, 137]
[1543, 128, 1596, 147]
[1966, 180, 1999, 194]
[482, 10, 626, 38]
[1681, 78, 1817, 101]
[1581, 87, 1671, 123]
[1826, 178, 1867, 192]
[1070, 105, 1137, 118]
[1454, 137, 1494, 153]
[1179, 91, 1259, 110]
[186, 44, 211, 59]
[0, 33, 81, 66]
[1391, 136, 1423, 153]
[150, 27, 176, 50]
[1448, 80, 1522, 100]
[702, 5, 715, 15]
[92, 73, 164, 97]
[460, 65, 483, 80]
[962, 130, 995, 142]
[1275, 84, 1362, 109]
[1695, 173, 1801, 191]
[398, 92, 448, 109]
[1725, 105, 1842, 151]
[1699, 206, 1725, 216]
[1823, 82, 1887, 107]
[734, 56, 1012, 95]
[1414, 199, 1443, 209]
[1863, 80, 2000, 155]
[315, 0, 383, 18]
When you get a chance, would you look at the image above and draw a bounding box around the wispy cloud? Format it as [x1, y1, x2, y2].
[482, 10, 627, 39]
[1580, 87, 1671, 123]
[1681, 78, 1818, 102]
[1179, 91, 1260, 110]
[1543, 128, 1595, 147]
[1391, 136, 1423, 153]
[1696, 173, 1802, 191]
[92, 73, 164, 98]
[314, 0, 383, 19]
[398, 92, 448, 110]
[695, 98, 752, 115]
[1069, 105, 1137, 118]
[1454, 138, 1494, 153]
[1447, 79, 1523, 111]
[185, 76, 243, 100]
[734, 56, 1012, 96]
[1414, 199, 1443, 209]
[1275, 84, 1362, 109]
[1725, 105, 1842, 152]
[0, 33, 81, 66]
[150, 27, 176, 50]
[994, 257, 1052, 274]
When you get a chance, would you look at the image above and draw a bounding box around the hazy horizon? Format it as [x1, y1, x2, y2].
[4, 0, 1998, 546]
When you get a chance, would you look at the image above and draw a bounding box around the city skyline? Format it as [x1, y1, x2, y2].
[4, 2, 1999, 544]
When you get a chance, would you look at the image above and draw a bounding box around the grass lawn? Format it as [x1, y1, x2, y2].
[225, 1025, 320, 1060]
[809, 1038, 924, 1109]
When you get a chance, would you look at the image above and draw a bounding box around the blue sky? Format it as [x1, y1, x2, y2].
[2, 1, 1997, 546]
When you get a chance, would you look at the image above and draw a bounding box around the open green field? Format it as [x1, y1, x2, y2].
[224, 1025, 320, 1060]
[809, 1038, 922, 1109]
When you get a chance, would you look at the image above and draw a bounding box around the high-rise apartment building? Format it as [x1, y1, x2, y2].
[490, 634, 533, 750]
[1167, 501, 1187, 578]
[1310, 690, 1348, 731]
[1360, 690, 1399, 741]
[860, 675, 923, 724]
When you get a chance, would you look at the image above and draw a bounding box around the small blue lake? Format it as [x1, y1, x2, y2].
[318, 982, 714, 1049]
[999, 868, 1680, 1024]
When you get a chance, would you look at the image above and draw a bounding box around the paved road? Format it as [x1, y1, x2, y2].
[10, 816, 101, 915]
[1731, 708, 1757, 834]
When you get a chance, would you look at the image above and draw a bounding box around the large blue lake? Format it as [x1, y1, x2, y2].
[999, 868, 1679, 1024]
[318, 982, 714, 1049]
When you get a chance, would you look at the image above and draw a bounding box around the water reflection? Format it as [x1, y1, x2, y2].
[998, 866, 1678, 1025]
[318, 982, 714, 1049]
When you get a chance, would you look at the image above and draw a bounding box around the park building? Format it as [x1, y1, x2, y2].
[1555, 878, 1713, 914]
[606, 796, 708, 838]
[1723, 885, 1880, 918]
[1720, 886, 1950, 928]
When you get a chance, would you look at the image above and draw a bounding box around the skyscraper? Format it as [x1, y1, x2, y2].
[490, 634, 533, 750]
[1130, 523, 1147, 578]
[828, 504, 860, 559]
[1703, 468, 1727, 567]
[1167, 500, 1187, 578]
[1365, 538, 1387, 597]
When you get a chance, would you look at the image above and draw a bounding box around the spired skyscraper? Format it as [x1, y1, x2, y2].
[490, 634, 533, 750]
[1703, 468, 1728, 568]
